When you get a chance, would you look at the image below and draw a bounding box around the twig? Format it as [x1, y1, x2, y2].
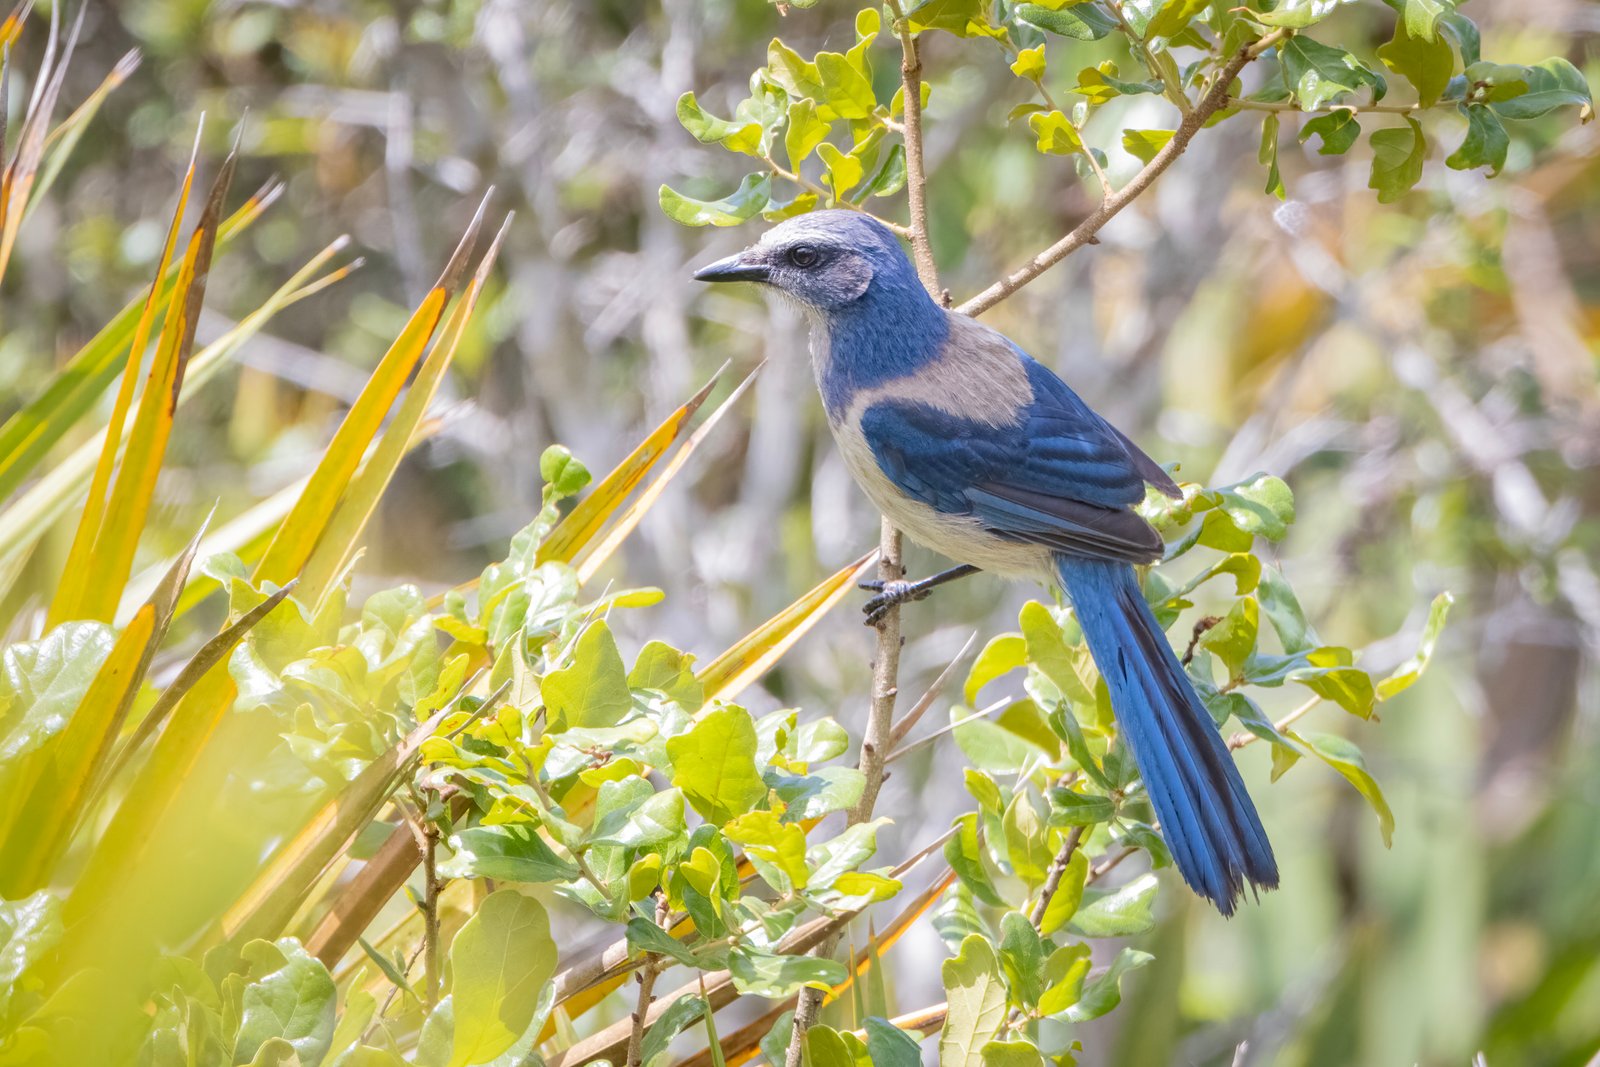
[1027, 825, 1087, 927]
[1228, 693, 1322, 750]
[401, 791, 443, 1007]
[888, 631, 978, 747]
[886, 696, 1011, 765]
[1181, 615, 1220, 667]
[625, 895, 671, 1067]
[885, 0, 938, 292]
[957, 28, 1289, 316]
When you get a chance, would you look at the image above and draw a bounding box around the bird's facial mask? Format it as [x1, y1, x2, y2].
[693, 233, 873, 311]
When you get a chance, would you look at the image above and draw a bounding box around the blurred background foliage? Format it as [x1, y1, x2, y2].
[2, 0, 1598, 1064]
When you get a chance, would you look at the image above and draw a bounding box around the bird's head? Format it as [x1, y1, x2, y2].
[692, 210, 925, 315]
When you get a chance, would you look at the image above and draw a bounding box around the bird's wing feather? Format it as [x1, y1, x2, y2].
[859, 362, 1168, 563]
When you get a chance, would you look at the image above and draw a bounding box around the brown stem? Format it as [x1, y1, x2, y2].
[886, 0, 938, 293]
[407, 801, 442, 1008]
[1027, 825, 1087, 928]
[957, 28, 1288, 317]
[625, 895, 671, 1067]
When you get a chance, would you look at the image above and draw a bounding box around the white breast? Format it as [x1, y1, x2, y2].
[829, 417, 1054, 581]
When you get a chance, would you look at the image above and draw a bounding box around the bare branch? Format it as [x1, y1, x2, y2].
[957, 28, 1289, 317]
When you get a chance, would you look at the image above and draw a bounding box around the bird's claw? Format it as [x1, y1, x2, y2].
[859, 579, 931, 627]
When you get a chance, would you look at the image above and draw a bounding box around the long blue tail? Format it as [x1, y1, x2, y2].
[1056, 555, 1278, 915]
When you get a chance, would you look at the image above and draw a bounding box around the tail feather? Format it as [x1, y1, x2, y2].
[1057, 555, 1277, 915]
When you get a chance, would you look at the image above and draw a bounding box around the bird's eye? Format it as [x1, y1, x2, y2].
[787, 245, 819, 268]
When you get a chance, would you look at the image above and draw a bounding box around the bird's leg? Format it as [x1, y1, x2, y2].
[859, 564, 980, 627]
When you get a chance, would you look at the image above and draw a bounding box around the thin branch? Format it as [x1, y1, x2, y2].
[886, 695, 1011, 765]
[1228, 693, 1322, 750]
[1027, 825, 1087, 927]
[626, 895, 671, 1067]
[885, 0, 938, 292]
[957, 27, 1289, 316]
[889, 631, 978, 748]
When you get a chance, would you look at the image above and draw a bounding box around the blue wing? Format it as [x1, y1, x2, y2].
[860, 356, 1177, 564]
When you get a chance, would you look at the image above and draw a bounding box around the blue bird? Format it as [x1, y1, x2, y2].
[694, 209, 1277, 915]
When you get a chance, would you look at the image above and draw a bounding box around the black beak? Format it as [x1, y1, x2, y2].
[693, 251, 771, 284]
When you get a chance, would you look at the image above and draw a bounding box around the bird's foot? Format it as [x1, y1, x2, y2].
[859, 578, 933, 628]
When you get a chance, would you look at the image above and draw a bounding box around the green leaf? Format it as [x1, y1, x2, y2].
[589, 780, 687, 850]
[725, 809, 809, 893]
[439, 823, 581, 884]
[805, 1025, 862, 1067]
[666, 705, 768, 826]
[1377, 23, 1454, 107]
[1011, 45, 1046, 81]
[1215, 474, 1296, 541]
[728, 948, 847, 998]
[1016, 3, 1117, 40]
[1065, 948, 1154, 1022]
[659, 174, 773, 227]
[1002, 791, 1051, 886]
[1279, 37, 1387, 110]
[544, 620, 631, 732]
[1028, 110, 1083, 155]
[865, 1017, 923, 1067]
[1035, 851, 1087, 939]
[626, 919, 713, 970]
[1146, 0, 1209, 40]
[1397, 0, 1447, 40]
[447, 891, 556, 1067]
[1047, 786, 1114, 827]
[856, 143, 908, 200]
[1200, 596, 1260, 680]
[1252, 0, 1351, 28]
[1446, 105, 1508, 175]
[1075, 64, 1162, 105]
[1378, 592, 1453, 699]
[966, 633, 1030, 710]
[1300, 731, 1395, 846]
[815, 51, 877, 120]
[1300, 109, 1362, 154]
[1121, 128, 1174, 164]
[784, 99, 830, 169]
[807, 818, 888, 890]
[817, 143, 866, 201]
[980, 1040, 1045, 1067]
[676, 92, 764, 156]
[998, 911, 1047, 1009]
[538, 445, 591, 501]
[1439, 10, 1480, 65]
[939, 935, 1008, 1067]
[1259, 113, 1285, 200]
[1036, 942, 1092, 1016]
[234, 939, 337, 1067]
[907, 0, 1008, 38]
[629, 641, 703, 711]
[640, 995, 707, 1067]
[0, 622, 116, 761]
[1068, 873, 1158, 937]
[1289, 658, 1375, 718]
[964, 767, 1004, 815]
[1368, 118, 1426, 202]
[1489, 57, 1593, 120]
[945, 813, 1007, 907]
[1257, 566, 1319, 653]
